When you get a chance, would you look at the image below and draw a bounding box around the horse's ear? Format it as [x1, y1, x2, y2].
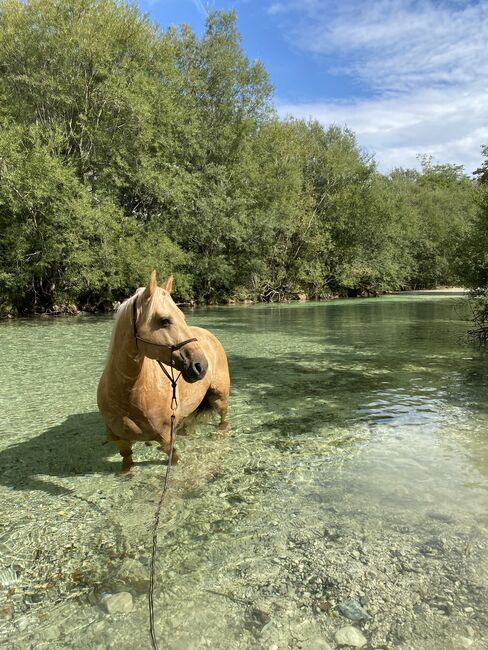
[143, 270, 157, 301]
[161, 274, 173, 294]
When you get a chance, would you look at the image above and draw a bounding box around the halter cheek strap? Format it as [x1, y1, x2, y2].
[132, 297, 198, 408]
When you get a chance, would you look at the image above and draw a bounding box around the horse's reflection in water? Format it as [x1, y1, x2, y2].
[97, 271, 230, 473]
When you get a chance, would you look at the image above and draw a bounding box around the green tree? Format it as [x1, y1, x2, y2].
[0, 122, 184, 312]
[458, 146, 488, 342]
[0, 0, 479, 313]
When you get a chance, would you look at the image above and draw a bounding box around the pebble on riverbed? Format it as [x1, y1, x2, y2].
[100, 591, 133, 615]
[0, 567, 18, 587]
[334, 625, 367, 647]
[336, 599, 371, 621]
[115, 558, 150, 593]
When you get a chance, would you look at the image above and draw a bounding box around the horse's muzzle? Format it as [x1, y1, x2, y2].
[177, 349, 208, 383]
[182, 359, 208, 383]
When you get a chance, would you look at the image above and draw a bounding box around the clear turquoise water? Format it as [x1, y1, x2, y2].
[0, 296, 487, 649]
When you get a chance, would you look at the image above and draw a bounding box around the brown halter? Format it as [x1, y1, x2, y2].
[131, 297, 197, 408]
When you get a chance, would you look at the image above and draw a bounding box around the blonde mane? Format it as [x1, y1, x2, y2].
[116, 287, 145, 320]
[106, 287, 171, 359]
[105, 288, 144, 359]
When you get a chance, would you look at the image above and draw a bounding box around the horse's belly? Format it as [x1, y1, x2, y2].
[105, 410, 161, 442]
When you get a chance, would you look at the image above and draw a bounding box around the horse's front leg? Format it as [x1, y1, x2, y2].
[108, 433, 133, 474]
[116, 439, 134, 473]
[158, 421, 180, 465]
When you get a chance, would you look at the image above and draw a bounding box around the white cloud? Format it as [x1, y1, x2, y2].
[269, 0, 488, 172]
[191, 0, 208, 16]
[267, 2, 288, 15]
[278, 85, 488, 174]
[300, 0, 488, 93]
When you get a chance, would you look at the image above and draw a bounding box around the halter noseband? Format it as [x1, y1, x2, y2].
[131, 297, 197, 353]
[132, 297, 197, 407]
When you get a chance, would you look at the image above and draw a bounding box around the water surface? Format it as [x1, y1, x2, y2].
[0, 296, 487, 649]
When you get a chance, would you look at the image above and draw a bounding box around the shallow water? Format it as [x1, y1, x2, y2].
[0, 296, 487, 649]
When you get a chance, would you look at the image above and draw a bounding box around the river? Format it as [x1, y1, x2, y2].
[0, 296, 487, 649]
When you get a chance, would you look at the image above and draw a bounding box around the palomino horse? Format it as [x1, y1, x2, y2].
[97, 271, 230, 471]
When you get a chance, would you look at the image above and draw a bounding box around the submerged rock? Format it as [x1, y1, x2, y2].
[100, 591, 133, 615]
[0, 567, 17, 587]
[337, 599, 371, 621]
[116, 558, 149, 593]
[334, 625, 367, 648]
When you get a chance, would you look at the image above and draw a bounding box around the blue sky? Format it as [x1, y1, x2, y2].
[139, 0, 488, 174]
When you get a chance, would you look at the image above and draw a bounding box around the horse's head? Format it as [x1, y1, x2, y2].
[133, 271, 208, 383]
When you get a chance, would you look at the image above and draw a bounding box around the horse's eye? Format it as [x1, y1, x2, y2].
[160, 317, 171, 328]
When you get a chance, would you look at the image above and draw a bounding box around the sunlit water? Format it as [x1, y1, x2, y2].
[0, 296, 487, 650]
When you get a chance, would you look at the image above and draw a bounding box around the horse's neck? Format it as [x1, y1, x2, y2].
[107, 305, 146, 386]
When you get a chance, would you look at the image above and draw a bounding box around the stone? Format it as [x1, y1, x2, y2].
[17, 617, 29, 632]
[38, 624, 62, 642]
[91, 621, 107, 635]
[0, 567, 17, 587]
[252, 605, 271, 626]
[116, 558, 149, 593]
[100, 591, 133, 615]
[334, 626, 367, 648]
[337, 599, 371, 621]
[457, 638, 473, 649]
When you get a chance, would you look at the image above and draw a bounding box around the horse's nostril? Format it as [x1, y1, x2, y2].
[193, 362, 202, 375]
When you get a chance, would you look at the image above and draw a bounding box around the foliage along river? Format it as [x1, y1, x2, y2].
[0, 296, 487, 650]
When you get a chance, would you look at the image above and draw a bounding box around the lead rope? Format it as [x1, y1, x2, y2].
[131, 297, 196, 649]
[148, 352, 180, 650]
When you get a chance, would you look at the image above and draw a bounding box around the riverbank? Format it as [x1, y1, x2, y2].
[0, 287, 469, 319]
[394, 288, 466, 296]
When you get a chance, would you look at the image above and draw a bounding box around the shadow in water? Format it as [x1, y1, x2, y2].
[229, 350, 388, 438]
[227, 344, 488, 447]
[0, 411, 159, 496]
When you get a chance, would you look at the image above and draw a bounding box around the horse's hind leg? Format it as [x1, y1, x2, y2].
[206, 390, 229, 431]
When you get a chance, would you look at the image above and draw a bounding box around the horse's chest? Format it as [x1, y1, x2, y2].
[127, 388, 168, 431]
[104, 383, 168, 440]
